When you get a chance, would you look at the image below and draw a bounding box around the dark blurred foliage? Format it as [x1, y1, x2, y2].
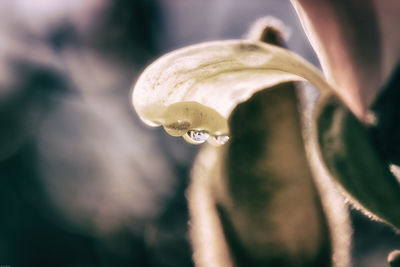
[44, 0, 161, 63]
[0, 0, 399, 266]
[0, 0, 195, 266]
[371, 63, 400, 165]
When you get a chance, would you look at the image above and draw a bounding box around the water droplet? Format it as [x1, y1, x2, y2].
[184, 130, 210, 144]
[208, 135, 230, 146]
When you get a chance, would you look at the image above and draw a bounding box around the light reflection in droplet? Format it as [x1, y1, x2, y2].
[208, 134, 230, 146]
[184, 130, 210, 144]
[214, 135, 230, 145]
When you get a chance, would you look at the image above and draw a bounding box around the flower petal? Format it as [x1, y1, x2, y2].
[291, 0, 383, 118]
[132, 40, 335, 140]
[189, 83, 351, 267]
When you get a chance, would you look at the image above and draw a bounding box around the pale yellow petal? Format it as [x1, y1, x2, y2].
[132, 40, 335, 141]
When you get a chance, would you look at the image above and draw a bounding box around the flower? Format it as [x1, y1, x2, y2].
[132, 20, 351, 266]
[131, 2, 400, 265]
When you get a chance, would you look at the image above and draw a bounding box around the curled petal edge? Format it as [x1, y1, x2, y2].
[131, 40, 337, 141]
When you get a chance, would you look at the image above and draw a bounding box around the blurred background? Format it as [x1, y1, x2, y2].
[0, 0, 399, 266]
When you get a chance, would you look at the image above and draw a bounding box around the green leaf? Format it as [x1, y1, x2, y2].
[316, 93, 400, 229]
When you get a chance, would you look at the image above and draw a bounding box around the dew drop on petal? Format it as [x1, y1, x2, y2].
[216, 135, 230, 144]
[185, 130, 210, 144]
[208, 135, 230, 146]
